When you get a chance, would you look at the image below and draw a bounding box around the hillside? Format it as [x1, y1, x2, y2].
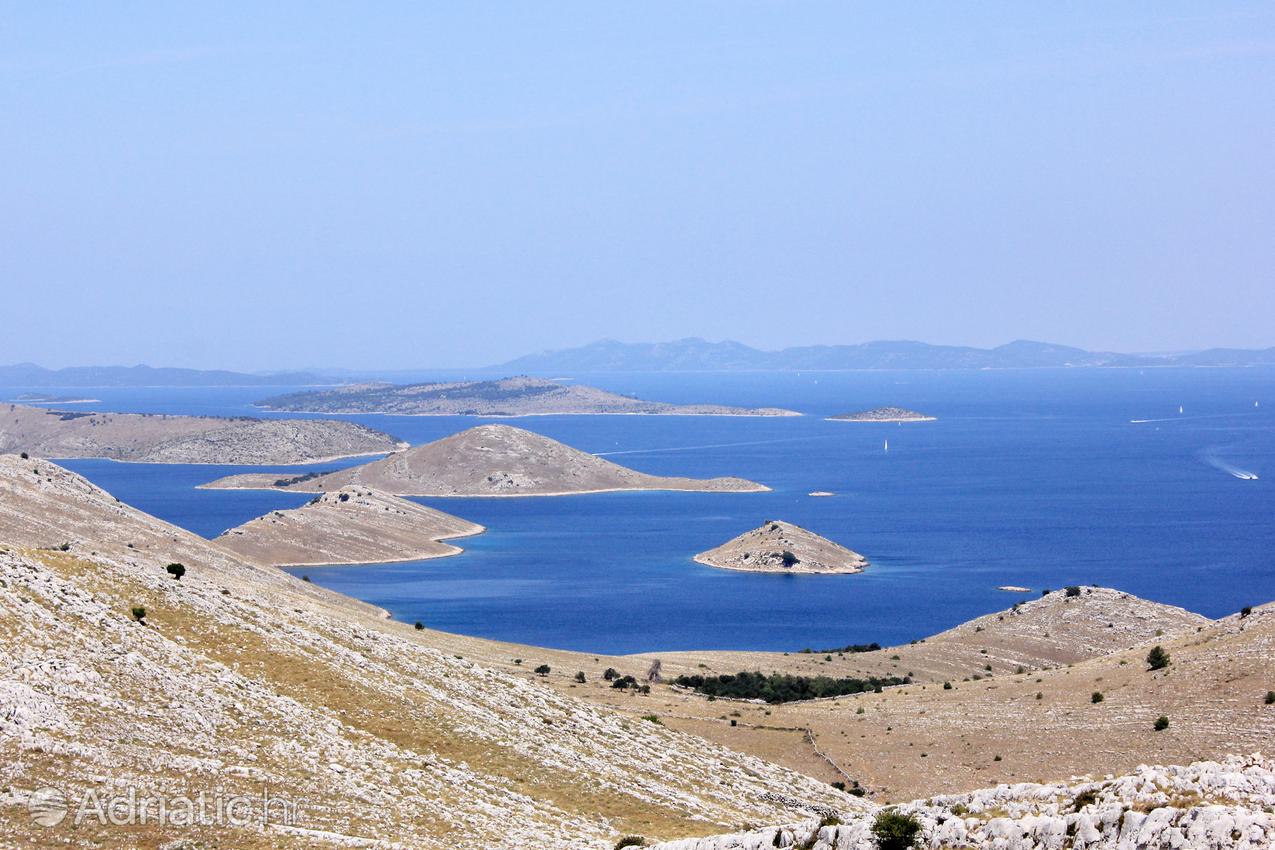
[0, 403, 405, 463]
[492, 337, 1275, 372]
[0, 455, 855, 848]
[259, 375, 798, 416]
[216, 487, 484, 566]
[694, 520, 868, 574]
[202, 424, 769, 496]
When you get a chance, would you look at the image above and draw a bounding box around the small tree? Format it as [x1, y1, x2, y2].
[131, 606, 146, 622]
[1146, 645, 1170, 671]
[1065, 585, 1081, 597]
[574, 671, 586, 683]
[1091, 691, 1104, 703]
[870, 809, 922, 850]
[603, 667, 619, 681]
[166, 562, 185, 581]
[1240, 606, 1253, 618]
[414, 621, 424, 630]
[781, 550, 799, 568]
[1153, 715, 1170, 731]
[534, 664, 551, 677]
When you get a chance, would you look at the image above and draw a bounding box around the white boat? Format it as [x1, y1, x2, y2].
[1179, 405, 1184, 414]
[884, 439, 889, 452]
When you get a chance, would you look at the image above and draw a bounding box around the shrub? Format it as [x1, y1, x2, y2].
[1153, 715, 1169, 731]
[831, 781, 846, 791]
[1266, 691, 1275, 705]
[943, 681, 952, 690]
[781, 550, 799, 568]
[1240, 606, 1253, 618]
[870, 809, 922, 850]
[130, 606, 146, 622]
[611, 675, 638, 690]
[641, 714, 662, 725]
[20, 452, 29, 459]
[673, 670, 906, 703]
[614, 837, 646, 849]
[1072, 788, 1099, 811]
[1146, 646, 1170, 671]
[165, 562, 185, 581]
[414, 621, 424, 630]
[1065, 585, 1081, 597]
[574, 671, 586, 683]
[1092, 691, 1104, 703]
[603, 667, 619, 681]
[534, 664, 551, 677]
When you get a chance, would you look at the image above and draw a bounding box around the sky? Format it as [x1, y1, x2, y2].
[2, 3, 1273, 370]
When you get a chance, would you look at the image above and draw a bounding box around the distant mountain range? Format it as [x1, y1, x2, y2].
[0, 363, 332, 387]
[492, 338, 1275, 372]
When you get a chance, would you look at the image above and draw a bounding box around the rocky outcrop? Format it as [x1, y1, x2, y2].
[202, 424, 770, 496]
[216, 487, 484, 566]
[0, 403, 405, 463]
[259, 375, 799, 417]
[694, 521, 867, 574]
[653, 754, 1275, 849]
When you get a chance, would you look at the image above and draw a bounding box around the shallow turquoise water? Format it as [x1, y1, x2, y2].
[34, 367, 1275, 653]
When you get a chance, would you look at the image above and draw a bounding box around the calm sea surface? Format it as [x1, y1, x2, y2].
[22, 368, 1274, 654]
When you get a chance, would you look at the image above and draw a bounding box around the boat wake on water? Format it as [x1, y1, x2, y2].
[1200, 447, 1260, 480]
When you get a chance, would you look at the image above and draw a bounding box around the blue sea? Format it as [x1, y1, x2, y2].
[19, 368, 1274, 654]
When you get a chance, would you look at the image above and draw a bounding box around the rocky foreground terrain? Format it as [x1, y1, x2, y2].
[216, 487, 484, 566]
[202, 424, 770, 496]
[694, 520, 869, 574]
[654, 754, 1275, 849]
[0, 455, 849, 848]
[0, 403, 405, 463]
[2, 456, 1273, 848]
[259, 375, 799, 417]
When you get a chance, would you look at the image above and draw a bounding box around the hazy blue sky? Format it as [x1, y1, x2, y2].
[2, 4, 1273, 370]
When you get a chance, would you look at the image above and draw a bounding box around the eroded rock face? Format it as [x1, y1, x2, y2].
[653, 754, 1275, 850]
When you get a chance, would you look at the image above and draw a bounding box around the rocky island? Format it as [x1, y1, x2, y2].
[216, 487, 484, 566]
[0, 403, 406, 464]
[694, 520, 868, 574]
[202, 423, 770, 496]
[258, 375, 799, 417]
[827, 406, 935, 422]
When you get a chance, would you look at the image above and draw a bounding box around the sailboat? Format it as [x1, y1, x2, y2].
[1178, 405, 1184, 414]
[884, 438, 889, 453]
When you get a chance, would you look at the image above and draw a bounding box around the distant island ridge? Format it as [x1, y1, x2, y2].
[489, 337, 1275, 372]
[202, 423, 769, 496]
[6, 337, 1274, 387]
[257, 375, 797, 417]
[828, 406, 936, 423]
[1, 403, 405, 464]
